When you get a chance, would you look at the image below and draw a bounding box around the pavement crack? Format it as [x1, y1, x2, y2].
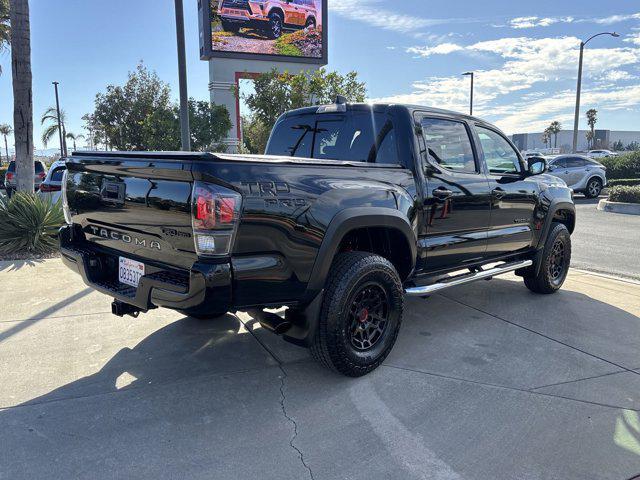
[278, 366, 315, 480]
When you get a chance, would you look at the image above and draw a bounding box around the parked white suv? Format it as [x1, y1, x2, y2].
[548, 155, 607, 198]
[588, 149, 618, 159]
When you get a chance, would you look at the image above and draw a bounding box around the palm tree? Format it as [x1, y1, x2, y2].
[541, 130, 550, 149]
[9, 0, 34, 193]
[41, 106, 67, 155]
[0, 123, 11, 164]
[585, 130, 594, 150]
[586, 109, 597, 149]
[0, 0, 10, 75]
[548, 121, 562, 149]
[65, 132, 85, 152]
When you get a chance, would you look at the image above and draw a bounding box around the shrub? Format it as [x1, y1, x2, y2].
[0, 192, 65, 255]
[608, 186, 640, 204]
[608, 178, 640, 187]
[599, 151, 640, 180]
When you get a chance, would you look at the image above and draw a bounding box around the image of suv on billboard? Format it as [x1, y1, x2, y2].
[218, 0, 318, 39]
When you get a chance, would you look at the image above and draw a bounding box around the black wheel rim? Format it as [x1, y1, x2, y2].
[272, 18, 281, 36]
[548, 238, 566, 283]
[348, 283, 389, 351]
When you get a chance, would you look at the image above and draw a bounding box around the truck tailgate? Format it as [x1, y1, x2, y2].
[65, 154, 196, 270]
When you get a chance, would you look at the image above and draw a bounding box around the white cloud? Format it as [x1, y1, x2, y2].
[509, 16, 574, 29]
[625, 33, 640, 46]
[327, 0, 455, 35]
[407, 43, 464, 58]
[502, 12, 639, 29]
[374, 36, 640, 134]
[592, 12, 640, 25]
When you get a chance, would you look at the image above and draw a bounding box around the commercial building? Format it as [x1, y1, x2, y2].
[511, 130, 640, 153]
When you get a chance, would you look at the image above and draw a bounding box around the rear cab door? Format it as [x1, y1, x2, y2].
[414, 112, 492, 272]
[472, 124, 538, 257]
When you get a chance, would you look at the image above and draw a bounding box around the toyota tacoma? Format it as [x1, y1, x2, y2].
[60, 101, 575, 377]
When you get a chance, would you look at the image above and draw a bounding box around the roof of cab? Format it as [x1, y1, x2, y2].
[281, 102, 489, 125]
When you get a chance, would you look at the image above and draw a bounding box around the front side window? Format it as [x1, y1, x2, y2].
[421, 118, 477, 174]
[477, 126, 522, 174]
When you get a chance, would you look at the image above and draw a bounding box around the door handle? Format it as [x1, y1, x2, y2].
[492, 187, 506, 199]
[432, 188, 453, 200]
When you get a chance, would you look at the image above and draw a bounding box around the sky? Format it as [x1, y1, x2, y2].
[0, 0, 639, 152]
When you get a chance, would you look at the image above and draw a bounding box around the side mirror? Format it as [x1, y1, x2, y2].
[527, 157, 547, 176]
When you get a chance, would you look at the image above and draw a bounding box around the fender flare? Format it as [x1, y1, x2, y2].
[534, 199, 575, 275]
[303, 207, 417, 300]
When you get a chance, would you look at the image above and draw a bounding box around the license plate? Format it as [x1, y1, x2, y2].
[119, 257, 145, 288]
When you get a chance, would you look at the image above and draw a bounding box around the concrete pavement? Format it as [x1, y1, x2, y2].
[572, 196, 640, 281]
[0, 259, 640, 479]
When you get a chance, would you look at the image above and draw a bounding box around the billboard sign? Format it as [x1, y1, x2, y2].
[199, 0, 327, 64]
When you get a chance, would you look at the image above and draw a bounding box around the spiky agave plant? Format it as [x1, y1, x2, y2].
[0, 192, 65, 255]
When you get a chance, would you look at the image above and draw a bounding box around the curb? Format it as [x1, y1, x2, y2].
[597, 199, 640, 216]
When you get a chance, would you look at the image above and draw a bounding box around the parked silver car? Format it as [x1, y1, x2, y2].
[548, 155, 607, 198]
[37, 159, 67, 204]
[4, 160, 46, 198]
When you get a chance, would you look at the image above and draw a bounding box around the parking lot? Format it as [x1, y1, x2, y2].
[1, 258, 639, 479]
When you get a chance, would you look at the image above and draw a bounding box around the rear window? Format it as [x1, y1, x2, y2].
[7, 161, 44, 172]
[266, 111, 400, 165]
[50, 167, 66, 182]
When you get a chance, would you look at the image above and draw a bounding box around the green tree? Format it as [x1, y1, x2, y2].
[0, 123, 11, 164]
[186, 99, 231, 151]
[612, 140, 625, 152]
[244, 68, 367, 139]
[548, 121, 562, 148]
[0, 0, 9, 66]
[89, 63, 230, 151]
[241, 115, 271, 154]
[9, 0, 34, 193]
[41, 106, 67, 155]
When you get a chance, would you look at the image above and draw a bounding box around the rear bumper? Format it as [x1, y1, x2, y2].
[59, 225, 232, 314]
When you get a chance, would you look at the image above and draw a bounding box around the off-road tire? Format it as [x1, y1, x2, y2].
[584, 177, 603, 198]
[221, 20, 240, 33]
[267, 12, 283, 39]
[310, 252, 404, 377]
[524, 222, 571, 294]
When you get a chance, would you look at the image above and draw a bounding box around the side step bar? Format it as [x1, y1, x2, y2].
[405, 260, 533, 296]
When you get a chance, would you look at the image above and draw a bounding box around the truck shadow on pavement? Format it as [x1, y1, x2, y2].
[2, 278, 640, 479]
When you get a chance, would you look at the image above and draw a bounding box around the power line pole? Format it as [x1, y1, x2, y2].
[174, 0, 191, 151]
[52, 82, 65, 157]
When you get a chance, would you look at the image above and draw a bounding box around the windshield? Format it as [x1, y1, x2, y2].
[266, 111, 400, 165]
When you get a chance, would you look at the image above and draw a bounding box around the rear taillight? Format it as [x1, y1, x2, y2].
[38, 172, 46, 180]
[191, 181, 242, 257]
[5, 172, 13, 181]
[39, 183, 61, 193]
[62, 170, 72, 224]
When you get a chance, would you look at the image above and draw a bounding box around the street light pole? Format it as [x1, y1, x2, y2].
[52, 82, 64, 158]
[462, 72, 474, 116]
[572, 32, 619, 153]
[174, 0, 191, 151]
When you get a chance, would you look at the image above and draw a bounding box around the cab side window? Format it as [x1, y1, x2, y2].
[477, 126, 522, 175]
[421, 118, 477, 174]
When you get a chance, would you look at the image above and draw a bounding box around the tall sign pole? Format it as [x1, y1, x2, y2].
[52, 82, 64, 157]
[174, 0, 191, 151]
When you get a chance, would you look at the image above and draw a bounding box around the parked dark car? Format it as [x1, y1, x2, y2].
[59, 101, 575, 377]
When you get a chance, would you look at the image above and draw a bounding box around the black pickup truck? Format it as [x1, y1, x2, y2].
[60, 101, 575, 377]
